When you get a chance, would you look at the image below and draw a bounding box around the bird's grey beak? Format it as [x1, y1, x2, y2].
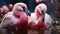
[42, 11, 45, 22]
[22, 7, 31, 16]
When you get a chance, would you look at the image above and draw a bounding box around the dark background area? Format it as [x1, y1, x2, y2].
[0, 0, 60, 18]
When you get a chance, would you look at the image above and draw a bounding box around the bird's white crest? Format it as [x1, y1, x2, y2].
[15, 6, 23, 11]
[35, 6, 42, 14]
[35, 3, 47, 14]
[13, 2, 27, 11]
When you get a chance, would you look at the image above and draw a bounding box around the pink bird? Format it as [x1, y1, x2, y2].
[35, 0, 42, 3]
[28, 3, 53, 29]
[1, 3, 28, 34]
[2, 5, 9, 12]
[8, 4, 13, 11]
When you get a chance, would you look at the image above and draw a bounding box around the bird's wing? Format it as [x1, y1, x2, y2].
[45, 13, 53, 28]
[29, 13, 37, 24]
[1, 12, 14, 28]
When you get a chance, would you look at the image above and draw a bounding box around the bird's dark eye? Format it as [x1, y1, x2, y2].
[22, 7, 25, 11]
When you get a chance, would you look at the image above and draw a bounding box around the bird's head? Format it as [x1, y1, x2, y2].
[2, 5, 9, 12]
[12, 2, 28, 18]
[35, 3, 47, 14]
[13, 2, 27, 12]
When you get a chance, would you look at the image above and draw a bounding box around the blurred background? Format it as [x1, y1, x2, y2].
[0, 0, 60, 18]
[0, 0, 60, 34]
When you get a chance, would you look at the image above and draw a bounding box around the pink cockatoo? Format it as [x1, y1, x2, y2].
[1, 6, 9, 15]
[28, 3, 53, 29]
[2, 5, 9, 12]
[1, 2, 28, 34]
[8, 4, 13, 11]
[35, 0, 42, 3]
[35, 0, 46, 3]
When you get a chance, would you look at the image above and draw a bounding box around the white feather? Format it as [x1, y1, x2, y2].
[29, 13, 53, 28]
[1, 12, 19, 27]
[29, 13, 37, 24]
[44, 13, 53, 28]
